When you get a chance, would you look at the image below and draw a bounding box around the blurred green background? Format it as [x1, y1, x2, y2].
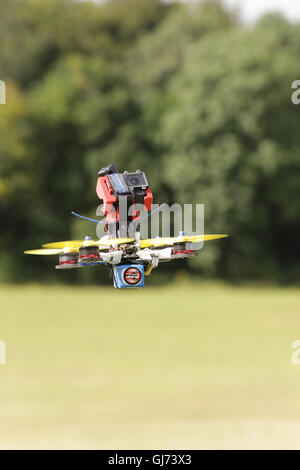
[1, 0, 300, 450]
[1, 0, 300, 284]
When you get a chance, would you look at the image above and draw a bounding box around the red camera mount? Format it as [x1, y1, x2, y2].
[96, 164, 153, 237]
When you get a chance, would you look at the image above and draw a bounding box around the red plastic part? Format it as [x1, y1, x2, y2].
[96, 176, 116, 212]
[144, 187, 153, 211]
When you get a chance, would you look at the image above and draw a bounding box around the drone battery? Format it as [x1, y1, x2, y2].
[113, 264, 144, 289]
[79, 245, 100, 261]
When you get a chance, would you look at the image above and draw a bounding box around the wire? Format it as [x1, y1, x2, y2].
[71, 211, 106, 224]
[71, 203, 166, 226]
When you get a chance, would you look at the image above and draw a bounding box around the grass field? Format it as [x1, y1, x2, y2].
[0, 282, 300, 449]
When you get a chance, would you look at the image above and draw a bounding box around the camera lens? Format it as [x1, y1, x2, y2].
[127, 176, 139, 186]
[124, 172, 148, 189]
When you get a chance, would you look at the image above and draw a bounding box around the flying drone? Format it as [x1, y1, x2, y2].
[25, 164, 228, 288]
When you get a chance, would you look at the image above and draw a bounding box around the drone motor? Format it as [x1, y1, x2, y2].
[79, 245, 100, 261]
[59, 252, 79, 266]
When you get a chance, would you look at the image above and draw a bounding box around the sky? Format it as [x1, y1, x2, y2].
[223, 0, 300, 23]
[95, 1, 300, 24]
[172, 0, 300, 23]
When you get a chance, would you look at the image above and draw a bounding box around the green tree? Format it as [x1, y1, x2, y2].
[159, 18, 300, 280]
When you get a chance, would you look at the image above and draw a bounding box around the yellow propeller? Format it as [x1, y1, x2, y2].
[184, 234, 228, 243]
[24, 248, 70, 255]
[42, 237, 136, 251]
[97, 237, 135, 246]
[43, 239, 107, 250]
[28, 234, 228, 254]
[140, 234, 228, 248]
[42, 240, 85, 249]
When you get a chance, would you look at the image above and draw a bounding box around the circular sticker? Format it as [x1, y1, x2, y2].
[123, 267, 142, 285]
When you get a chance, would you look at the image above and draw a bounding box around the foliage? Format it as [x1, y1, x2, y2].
[0, 0, 299, 283]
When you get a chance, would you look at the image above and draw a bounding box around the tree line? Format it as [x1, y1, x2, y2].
[0, 0, 299, 284]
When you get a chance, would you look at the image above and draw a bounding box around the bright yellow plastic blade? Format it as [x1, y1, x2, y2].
[96, 238, 135, 246]
[185, 234, 229, 243]
[42, 240, 85, 249]
[43, 239, 111, 252]
[140, 234, 228, 248]
[140, 238, 176, 248]
[24, 248, 63, 255]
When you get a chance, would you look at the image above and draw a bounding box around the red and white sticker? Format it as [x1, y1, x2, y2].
[123, 267, 142, 285]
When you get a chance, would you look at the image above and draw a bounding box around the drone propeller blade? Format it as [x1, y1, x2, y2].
[42, 240, 84, 249]
[24, 248, 64, 255]
[185, 234, 229, 243]
[43, 239, 110, 253]
[140, 238, 175, 248]
[96, 238, 135, 246]
[140, 234, 228, 248]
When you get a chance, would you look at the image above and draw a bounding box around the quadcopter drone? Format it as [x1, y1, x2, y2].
[25, 164, 228, 288]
